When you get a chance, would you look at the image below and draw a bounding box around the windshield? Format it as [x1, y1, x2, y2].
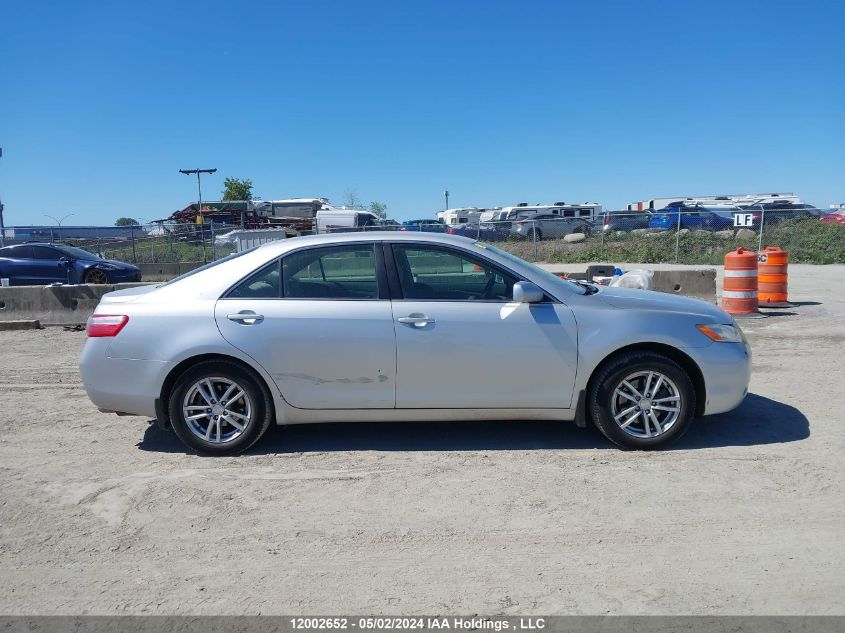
[53, 244, 101, 260]
[473, 242, 586, 294]
[161, 247, 259, 286]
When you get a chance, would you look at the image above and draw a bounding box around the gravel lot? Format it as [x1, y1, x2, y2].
[1, 265, 843, 615]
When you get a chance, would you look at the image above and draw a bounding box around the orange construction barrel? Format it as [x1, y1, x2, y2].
[758, 246, 791, 307]
[723, 247, 759, 315]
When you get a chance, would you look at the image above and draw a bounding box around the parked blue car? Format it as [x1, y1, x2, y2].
[399, 219, 449, 233]
[648, 206, 734, 231]
[0, 243, 141, 286]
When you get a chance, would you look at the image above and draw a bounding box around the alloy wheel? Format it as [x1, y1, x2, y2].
[85, 269, 109, 284]
[610, 370, 682, 439]
[182, 377, 253, 444]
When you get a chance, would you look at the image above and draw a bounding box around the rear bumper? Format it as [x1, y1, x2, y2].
[80, 339, 170, 418]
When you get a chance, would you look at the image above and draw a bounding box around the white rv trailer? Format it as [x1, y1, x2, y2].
[480, 202, 602, 223]
[436, 207, 484, 226]
[255, 198, 328, 219]
[626, 192, 802, 212]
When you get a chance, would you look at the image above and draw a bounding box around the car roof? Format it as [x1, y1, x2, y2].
[256, 230, 475, 255]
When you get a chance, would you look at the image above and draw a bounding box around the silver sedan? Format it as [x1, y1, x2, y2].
[80, 232, 751, 455]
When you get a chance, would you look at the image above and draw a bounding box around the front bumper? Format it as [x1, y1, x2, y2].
[686, 341, 752, 416]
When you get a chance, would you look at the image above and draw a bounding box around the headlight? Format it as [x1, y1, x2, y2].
[696, 323, 743, 343]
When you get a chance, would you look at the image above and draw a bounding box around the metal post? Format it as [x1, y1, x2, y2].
[532, 223, 538, 261]
[601, 219, 606, 259]
[444, 190, 450, 211]
[96, 227, 102, 257]
[210, 220, 216, 260]
[0, 198, 5, 248]
[757, 205, 766, 252]
[675, 208, 682, 263]
[130, 224, 137, 263]
[150, 225, 155, 262]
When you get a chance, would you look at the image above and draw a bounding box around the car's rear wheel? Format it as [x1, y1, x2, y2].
[84, 268, 110, 284]
[168, 360, 274, 455]
[588, 351, 695, 449]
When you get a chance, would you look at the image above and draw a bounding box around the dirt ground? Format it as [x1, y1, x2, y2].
[1, 265, 843, 615]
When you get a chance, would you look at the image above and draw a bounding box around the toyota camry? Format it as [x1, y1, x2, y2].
[80, 232, 751, 454]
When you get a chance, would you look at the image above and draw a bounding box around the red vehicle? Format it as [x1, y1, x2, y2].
[820, 208, 845, 224]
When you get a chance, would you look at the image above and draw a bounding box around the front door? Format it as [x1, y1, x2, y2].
[215, 243, 396, 409]
[388, 243, 578, 409]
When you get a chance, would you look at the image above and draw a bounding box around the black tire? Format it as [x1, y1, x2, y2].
[168, 360, 274, 456]
[587, 351, 696, 450]
[84, 268, 110, 284]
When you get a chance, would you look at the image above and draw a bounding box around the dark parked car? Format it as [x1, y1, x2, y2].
[735, 203, 819, 228]
[399, 219, 448, 233]
[446, 223, 511, 242]
[601, 210, 652, 232]
[0, 243, 141, 286]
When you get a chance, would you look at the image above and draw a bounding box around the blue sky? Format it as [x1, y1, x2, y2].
[1, 0, 843, 225]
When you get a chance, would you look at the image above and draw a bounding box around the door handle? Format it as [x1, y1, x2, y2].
[398, 314, 435, 327]
[227, 311, 264, 325]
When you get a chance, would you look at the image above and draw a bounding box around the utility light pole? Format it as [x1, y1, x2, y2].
[0, 146, 5, 247]
[179, 168, 217, 262]
[444, 190, 450, 211]
[45, 213, 75, 243]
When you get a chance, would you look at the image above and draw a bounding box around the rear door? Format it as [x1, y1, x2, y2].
[215, 242, 397, 409]
[387, 242, 578, 409]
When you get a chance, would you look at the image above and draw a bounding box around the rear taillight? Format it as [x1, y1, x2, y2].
[87, 314, 129, 337]
[447, 228, 456, 234]
[399, 227, 409, 232]
[604, 215, 610, 225]
[753, 214, 761, 221]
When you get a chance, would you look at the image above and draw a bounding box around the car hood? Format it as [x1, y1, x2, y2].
[597, 285, 730, 321]
[88, 258, 140, 270]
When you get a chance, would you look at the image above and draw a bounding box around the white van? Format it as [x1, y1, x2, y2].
[316, 208, 380, 233]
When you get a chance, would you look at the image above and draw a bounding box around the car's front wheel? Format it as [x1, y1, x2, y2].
[588, 351, 695, 449]
[84, 268, 110, 284]
[168, 360, 274, 455]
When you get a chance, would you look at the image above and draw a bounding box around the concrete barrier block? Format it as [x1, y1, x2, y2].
[651, 269, 717, 302]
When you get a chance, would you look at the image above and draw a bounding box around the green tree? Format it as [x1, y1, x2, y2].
[222, 177, 254, 201]
[114, 217, 139, 226]
[369, 201, 388, 219]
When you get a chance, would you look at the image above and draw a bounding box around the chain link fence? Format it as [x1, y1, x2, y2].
[458, 210, 844, 265]
[1, 222, 242, 264]
[4, 209, 843, 267]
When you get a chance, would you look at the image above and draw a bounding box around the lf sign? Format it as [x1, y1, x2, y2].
[734, 213, 754, 227]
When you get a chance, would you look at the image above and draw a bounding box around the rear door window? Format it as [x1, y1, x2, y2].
[283, 244, 380, 300]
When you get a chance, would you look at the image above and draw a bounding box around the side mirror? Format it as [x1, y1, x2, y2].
[513, 281, 544, 303]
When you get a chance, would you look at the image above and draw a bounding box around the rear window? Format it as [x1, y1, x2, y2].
[161, 247, 258, 286]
